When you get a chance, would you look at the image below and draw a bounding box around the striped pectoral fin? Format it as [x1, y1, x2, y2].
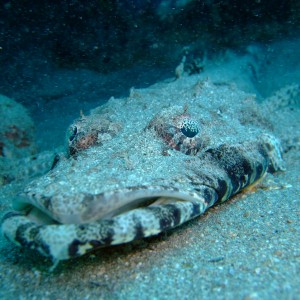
[260, 134, 285, 173]
[203, 137, 282, 203]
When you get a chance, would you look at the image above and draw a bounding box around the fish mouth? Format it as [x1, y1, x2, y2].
[2, 185, 216, 262]
[12, 185, 213, 226]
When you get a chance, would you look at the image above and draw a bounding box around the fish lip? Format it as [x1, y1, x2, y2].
[13, 185, 209, 225]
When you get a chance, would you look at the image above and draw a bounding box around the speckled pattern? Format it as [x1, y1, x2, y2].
[1, 78, 286, 266]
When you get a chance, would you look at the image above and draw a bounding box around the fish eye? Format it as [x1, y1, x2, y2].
[180, 118, 200, 138]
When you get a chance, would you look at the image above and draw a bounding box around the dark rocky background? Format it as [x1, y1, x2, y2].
[1, 0, 300, 93]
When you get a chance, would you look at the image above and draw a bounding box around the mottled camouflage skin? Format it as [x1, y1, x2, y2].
[1, 78, 285, 265]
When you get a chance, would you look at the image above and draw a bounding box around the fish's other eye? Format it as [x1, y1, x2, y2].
[66, 114, 123, 156]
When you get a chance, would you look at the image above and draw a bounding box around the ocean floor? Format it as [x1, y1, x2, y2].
[0, 39, 299, 299]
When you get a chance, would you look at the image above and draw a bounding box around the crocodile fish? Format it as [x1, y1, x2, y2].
[1, 77, 285, 265]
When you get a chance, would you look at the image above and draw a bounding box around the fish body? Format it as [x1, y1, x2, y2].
[1, 78, 284, 263]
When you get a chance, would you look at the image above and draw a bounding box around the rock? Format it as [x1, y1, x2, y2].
[0, 94, 36, 159]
